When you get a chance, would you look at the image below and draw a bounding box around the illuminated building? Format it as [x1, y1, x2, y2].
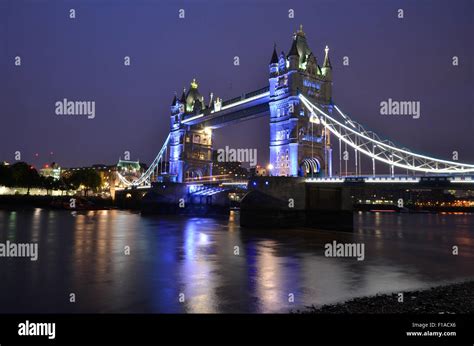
[169, 79, 213, 182]
[211, 150, 248, 180]
[268, 25, 332, 177]
[39, 162, 61, 180]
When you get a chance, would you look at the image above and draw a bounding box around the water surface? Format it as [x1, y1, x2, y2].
[0, 209, 473, 313]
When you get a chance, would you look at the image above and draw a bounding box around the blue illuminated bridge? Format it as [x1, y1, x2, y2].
[117, 26, 474, 193]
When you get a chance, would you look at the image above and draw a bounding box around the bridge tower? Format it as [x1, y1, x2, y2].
[169, 79, 213, 182]
[269, 25, 333, 177]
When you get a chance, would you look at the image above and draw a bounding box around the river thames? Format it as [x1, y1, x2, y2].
[0, 209, 473, 313]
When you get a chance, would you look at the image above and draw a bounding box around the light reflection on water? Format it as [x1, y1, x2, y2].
[0, 209, 473, 313]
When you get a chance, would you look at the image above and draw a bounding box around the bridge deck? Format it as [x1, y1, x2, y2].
[181, 87, 270, 129]
[305, 176, 474, 189]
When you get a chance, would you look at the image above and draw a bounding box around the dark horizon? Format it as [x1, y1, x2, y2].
[1, 0, 473, 170]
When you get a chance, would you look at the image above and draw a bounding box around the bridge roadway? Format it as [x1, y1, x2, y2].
[116, 175, 474, 193]
[181, 87, 270, 129]
[304, 175, 474, 190]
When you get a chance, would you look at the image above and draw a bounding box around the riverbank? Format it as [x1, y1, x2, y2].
[301, 280, 474, 313]
[0, 195, 114, 210]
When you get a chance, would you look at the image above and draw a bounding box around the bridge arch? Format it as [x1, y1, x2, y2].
[299, 157, 321, 177]
[185, 167, 204, 180]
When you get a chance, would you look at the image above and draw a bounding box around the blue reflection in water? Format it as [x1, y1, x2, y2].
[0, 209, 473, 313]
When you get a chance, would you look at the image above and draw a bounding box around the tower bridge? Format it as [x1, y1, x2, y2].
[117, 25, 474, 189]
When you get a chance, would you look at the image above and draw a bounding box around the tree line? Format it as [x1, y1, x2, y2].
[0, 162, 101, 195]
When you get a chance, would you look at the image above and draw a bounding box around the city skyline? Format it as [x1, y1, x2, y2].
[0, 0, 473, 169]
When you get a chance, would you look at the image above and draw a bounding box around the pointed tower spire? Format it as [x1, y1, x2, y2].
[297, 24, 305, 37]
[269, 43, 279, 76]
[322, 45, 333, 83]
[323, 45, 332, 68]
[180, 88, 186, 103]
[270, 43, 278, 64]
[287, 38, 299, 58]
[287, 34, 300, 71]
[208, 92, 214, 108]
[171, 92, 177, 106]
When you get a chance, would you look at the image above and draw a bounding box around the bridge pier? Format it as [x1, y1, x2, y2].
[140, 182, 230, 215]
[240, 177, 353, 231]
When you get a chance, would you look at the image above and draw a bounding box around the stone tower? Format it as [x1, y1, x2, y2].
[268, 25, 333, 177]
[169, 79, 213, 182]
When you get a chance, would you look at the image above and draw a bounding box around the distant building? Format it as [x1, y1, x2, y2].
[62, 163, 118, 192]
[117, 159, 145, 177]
[39, 162, 61, 180]
[62, 164, 113, 177]
[211, 150, 248, 181]
[116, 160, 142, 174]
[62, 160, 149, 192]
[249, 165, 267, 177]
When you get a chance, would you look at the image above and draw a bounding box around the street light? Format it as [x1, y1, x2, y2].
[267, 163, 274, 176]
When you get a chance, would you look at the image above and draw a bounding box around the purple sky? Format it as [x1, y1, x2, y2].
[0, 0, 473, 171]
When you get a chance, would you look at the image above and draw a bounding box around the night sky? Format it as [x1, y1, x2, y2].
[0, 0, 473, 171]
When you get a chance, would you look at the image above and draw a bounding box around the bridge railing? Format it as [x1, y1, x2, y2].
[244, 86, 270, 99]
[306, 176, 474, 184]
[222, 96, 242, 107]
[221, 86, 269, 108]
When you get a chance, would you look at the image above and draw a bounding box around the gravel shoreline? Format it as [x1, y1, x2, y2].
[300, 280, 474, 314]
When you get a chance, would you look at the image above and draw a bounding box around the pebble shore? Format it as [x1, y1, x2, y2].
[301, 281, 474, 314]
